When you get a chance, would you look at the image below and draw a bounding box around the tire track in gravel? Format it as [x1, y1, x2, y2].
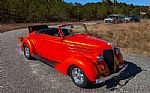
[1, 29, 150, 93]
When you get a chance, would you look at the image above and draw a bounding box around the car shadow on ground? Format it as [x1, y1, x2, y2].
[89, 60, 146, 89]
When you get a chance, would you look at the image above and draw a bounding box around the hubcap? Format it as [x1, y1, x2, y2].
[24, 46, 30, 58]
[72, 68, 84, 84]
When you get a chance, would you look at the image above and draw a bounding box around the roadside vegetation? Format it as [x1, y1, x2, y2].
[1, 0, 149, 23]
[87, 20, 150, 56]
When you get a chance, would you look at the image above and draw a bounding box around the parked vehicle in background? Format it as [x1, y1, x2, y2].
[104, 14, 125, 24]
[125, 15, 140, 22]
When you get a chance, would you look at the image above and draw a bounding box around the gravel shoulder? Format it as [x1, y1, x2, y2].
[1, 29, 150, 93]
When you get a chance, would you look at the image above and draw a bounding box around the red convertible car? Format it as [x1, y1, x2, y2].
[18, 24, 127, 88]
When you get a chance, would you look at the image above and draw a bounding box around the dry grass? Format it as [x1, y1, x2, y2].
[87, 19, 150, 56]
[0, 23, 32, 32]
[1, 23, 55, 33]
[0, 22, 73, 32]
[0, 23, 56, 33]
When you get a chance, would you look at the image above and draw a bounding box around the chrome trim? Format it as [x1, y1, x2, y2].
[96, 64, 128, 84]
[72, 68, 84, 84]
[25, 46, 30, 57]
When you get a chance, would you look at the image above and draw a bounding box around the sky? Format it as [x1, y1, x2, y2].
[65, 0, 149, 6]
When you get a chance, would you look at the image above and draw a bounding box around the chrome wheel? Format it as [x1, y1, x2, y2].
[23, 44, 33, 60]
[70, 66, 91, 88]
[72, 67, 84, 84]
[24, 45, 30, 58]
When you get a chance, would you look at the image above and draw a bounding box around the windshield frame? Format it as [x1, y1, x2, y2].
[59, 24, 89, 37]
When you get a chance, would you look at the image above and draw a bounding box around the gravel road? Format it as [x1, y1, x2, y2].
[1, 29, 150, 93]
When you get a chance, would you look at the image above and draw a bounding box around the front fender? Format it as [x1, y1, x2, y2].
[114, 52, 124, 65]
[55, 56, 98, 82]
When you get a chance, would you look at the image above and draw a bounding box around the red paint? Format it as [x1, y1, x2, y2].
[18, 24, 124, 83]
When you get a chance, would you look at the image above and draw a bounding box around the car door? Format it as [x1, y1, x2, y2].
[40, 28, 63, 62]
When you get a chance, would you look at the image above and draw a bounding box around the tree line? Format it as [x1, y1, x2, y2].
[0, 0, 149, 23]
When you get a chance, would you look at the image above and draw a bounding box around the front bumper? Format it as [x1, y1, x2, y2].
[96, 64, 128, 84]
[104, 20, 112, 23]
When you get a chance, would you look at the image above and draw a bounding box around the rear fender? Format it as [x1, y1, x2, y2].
[55, 56, 98, 82]
[21, 37, 36, 56]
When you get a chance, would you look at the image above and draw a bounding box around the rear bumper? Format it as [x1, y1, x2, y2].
[96, 64, 128, 84]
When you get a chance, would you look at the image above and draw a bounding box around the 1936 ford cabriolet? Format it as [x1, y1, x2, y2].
[18, 24, 127, 88]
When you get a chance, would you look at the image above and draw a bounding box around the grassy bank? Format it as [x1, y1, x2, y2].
[87, 20, 150, 56]
[0, 23, 48, 33]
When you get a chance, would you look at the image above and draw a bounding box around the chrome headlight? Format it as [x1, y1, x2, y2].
[97, 55, 103, 63]
[115, 48, 120, 54]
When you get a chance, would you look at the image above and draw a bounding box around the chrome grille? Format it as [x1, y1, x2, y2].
[103, 50, 114, 74]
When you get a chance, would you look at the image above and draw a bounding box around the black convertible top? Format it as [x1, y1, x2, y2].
[28, 25, 48, 33]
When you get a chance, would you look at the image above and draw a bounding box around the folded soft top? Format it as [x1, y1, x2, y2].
[28, 25, 48, 33]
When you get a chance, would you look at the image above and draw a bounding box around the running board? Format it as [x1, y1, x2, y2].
[32, 54, 60, 67]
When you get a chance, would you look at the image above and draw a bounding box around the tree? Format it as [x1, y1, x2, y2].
[102, 0, 113, 5]
[0, 0, 149, 23]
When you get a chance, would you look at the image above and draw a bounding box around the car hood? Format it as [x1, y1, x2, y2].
[64, 34, 112, 49]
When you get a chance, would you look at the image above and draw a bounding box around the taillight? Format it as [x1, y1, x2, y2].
[18, 37, 23, 42]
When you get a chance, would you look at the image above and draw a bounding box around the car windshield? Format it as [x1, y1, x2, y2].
[107, 15, 117, 18]
[60, 24, 89, 37]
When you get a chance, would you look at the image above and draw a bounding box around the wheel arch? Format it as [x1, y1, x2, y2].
[55, 56, 98, 82]
[22, 37, 37, 56]
[67, 65, 76, 76]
